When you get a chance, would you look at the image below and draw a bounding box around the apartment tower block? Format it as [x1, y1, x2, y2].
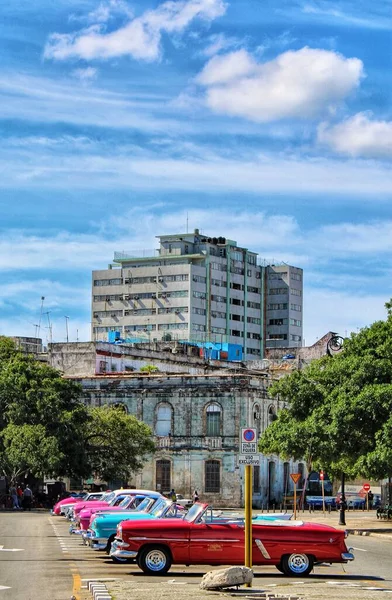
[92, 229, 303, 360]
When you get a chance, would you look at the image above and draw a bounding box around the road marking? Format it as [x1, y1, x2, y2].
[352, 546, 367, 552]
[0, 548, 23, 552]
[0, 587, 11, 591]
[72, 573, 81, 600]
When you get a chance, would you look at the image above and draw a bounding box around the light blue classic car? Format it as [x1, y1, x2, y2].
[86, 496, 186, 561]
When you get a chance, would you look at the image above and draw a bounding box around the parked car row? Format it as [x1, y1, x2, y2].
[51, 489, 355, 577]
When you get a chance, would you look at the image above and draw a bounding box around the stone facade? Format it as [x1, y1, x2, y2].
[67, 371, 306, 507]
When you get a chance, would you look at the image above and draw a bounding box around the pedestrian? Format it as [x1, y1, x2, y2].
[169, 488, 177, 502]
[9, 483, 20, 510]
[16, 484, 23, 508]
[193, 490, 199, 503]
[23, 485, 33, 511]
[368, 490, 374, 509]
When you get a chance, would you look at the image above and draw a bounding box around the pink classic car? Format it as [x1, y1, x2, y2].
[110, 502, 354, 576]
[67, 489, 136, 521]
[70, 491, 164, 534]
[51, 492, 104, 516]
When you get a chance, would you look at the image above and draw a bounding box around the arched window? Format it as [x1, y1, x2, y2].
[253, 403, 261, 437]
[156, 459, 171, 493]
[268, 405, 277, 425]
[155, 403, 172, 436]
[206, 402, 221, 437]
[205, 460, 220, 493]
[283, 462, 290, 494]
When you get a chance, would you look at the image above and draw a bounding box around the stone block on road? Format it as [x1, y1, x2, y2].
[200, 566, 253, 590]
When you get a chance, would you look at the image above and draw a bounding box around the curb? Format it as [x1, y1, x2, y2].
[347, 529, 392, 539]
[87, 581, 113, 600]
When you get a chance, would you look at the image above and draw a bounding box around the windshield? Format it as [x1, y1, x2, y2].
[101, 492, 115, 503]
[148, 499, 169, 518]
[136, 497, 153, 512]
[184, 503, 206, 523]
[118, 496, 135, 508]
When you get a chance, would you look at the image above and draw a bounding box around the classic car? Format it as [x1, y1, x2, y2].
[52, 492, 104, 516]
[67, 488, 141, 521]
[110, 502, 354, 576]
[87, 497, 186, 560]
[70, 491, 164, 534]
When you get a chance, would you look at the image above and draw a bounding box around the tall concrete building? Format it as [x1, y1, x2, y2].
[92, 230, 303, 359]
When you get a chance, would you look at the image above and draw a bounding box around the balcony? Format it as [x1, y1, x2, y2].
[206, 437, 222, 449]
[156, 436, 171, 449]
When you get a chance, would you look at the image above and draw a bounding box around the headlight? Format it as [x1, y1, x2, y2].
[117, 525, 122, 538]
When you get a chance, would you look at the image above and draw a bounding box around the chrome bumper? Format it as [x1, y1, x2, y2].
[110, 539, 138, 560]
[69, 524, 83, 535]
[342, 548, 355, 561]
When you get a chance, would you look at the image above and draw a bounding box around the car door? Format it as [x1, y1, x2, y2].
[189, 520, 244, 564]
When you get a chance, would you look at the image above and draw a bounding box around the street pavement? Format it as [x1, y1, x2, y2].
[1, 509, 391, 600]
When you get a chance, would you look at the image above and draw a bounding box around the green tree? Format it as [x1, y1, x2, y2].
[0, 338, 156, 483]
[259, 302, 392, 480]
[85, 405, 156, 482]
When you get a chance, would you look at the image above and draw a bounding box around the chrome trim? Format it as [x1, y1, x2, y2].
[342, 550, 355, 561]
[110, 539, 138, 559]
[255, 538, 271, 559]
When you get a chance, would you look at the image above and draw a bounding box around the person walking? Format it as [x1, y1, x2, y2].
[193, 490, 199, 503]
[9, 483, 19, 510]
[23, 485, 33, 511]
[169, 488, 177, 502]
[16, 485, 23, 508]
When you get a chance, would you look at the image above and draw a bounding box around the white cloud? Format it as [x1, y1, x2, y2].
[71, 66, 98, 82]
[200, 32, 243, 57]
[45, 0, 227, 62]
[196, 47, 363, 122]
[304, 289, 387, 345]
[318, 113, 392, 158]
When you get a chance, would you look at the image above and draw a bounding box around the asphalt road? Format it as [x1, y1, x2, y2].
[1, 511, 392, 600]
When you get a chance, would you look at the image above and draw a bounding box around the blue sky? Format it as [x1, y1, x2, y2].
[1, 0, 392, 346]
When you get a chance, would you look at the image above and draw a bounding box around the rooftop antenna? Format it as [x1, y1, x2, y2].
[65, 316, 69, 343]
[44, 311, 52, 344]
[37, 296, 45, 339]
[186, 212, 189, 234]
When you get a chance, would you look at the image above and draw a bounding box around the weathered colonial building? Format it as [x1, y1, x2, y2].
[65, 370, 306, 507]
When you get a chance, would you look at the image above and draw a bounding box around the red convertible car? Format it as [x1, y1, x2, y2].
[110, 502, 354, 577]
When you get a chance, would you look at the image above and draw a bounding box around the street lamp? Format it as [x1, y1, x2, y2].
[327, 335, 346, 526]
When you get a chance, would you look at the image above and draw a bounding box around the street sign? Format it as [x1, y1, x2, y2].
[290, 473, 301, 484]
[240, 428, 257, 454]
[320, 471, 324, 480]
[239, 454, 261, 466]
[363, 483, 371, 492]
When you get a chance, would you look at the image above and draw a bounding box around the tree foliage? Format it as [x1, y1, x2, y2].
[0, 337, 155, 483]
[259, 303, 392, 480]
[85, 406, 155, 482]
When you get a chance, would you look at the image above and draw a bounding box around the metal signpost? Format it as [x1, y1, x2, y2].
[320, 471, 325, 515]
[290, 473, 301, 520]
[240, 428, 257, 586]
[363, 482, 370, 511]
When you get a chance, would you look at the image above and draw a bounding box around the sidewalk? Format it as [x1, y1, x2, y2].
[276, 508, 392, 536]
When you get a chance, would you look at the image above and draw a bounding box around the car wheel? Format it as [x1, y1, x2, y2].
[281, 553, 314, 576]
[138, 546, 172, 575]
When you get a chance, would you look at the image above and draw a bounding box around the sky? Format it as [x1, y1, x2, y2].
[1, 0, 391, 347]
